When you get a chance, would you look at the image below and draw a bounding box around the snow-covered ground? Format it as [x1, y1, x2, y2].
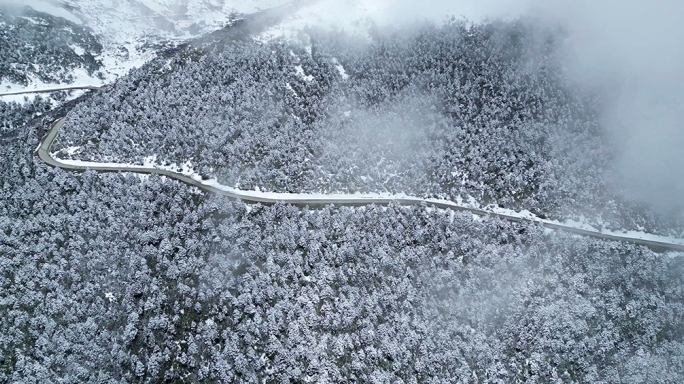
[2, 0, 295, 98]
[57, 0, 264, 81]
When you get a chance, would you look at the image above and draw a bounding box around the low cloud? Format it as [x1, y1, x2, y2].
[353, 0, 684, 210]
[533, 0, 684, 210]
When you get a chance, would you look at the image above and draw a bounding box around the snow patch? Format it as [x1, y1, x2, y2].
[332, 58, 349, 80]
[336, 64, 349, 80]
[64, 146, 81, 156]
[70, 44, 85, 56]
[286, 82, 298, 97]
[294, 65, 314, 82]
[19, 16, 38, 24]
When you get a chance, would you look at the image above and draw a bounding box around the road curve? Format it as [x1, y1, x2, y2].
[38, 117, 684, 252]
[1, 86, 101, 97]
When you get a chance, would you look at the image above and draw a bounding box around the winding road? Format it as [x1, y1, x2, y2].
[0, 86, 102, 97]
[37, 117, 684, 252]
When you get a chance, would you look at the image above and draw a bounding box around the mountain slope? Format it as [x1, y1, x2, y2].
[0, 0, 296, 97]
[0, 5, 103, 92]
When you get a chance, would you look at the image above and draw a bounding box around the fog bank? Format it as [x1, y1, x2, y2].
[533, 0, 684, 211]
[346, 0, 684, 211]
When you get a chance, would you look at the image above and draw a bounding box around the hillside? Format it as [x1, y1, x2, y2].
[1, 4, 684, 383]
[0, 0, 294, 96]
[0, 5, 103, 89]
[2, 101, 684, 381]
[54, 19, 683, 236]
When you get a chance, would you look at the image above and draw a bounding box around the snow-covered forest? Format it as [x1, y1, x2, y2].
[53, 19, 682, 236]
[0, 5, 103, 86]
[2, 3, 684, 383]
[3, 101, 684, 382]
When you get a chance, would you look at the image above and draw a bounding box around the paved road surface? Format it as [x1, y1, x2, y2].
[1, 86, 101, 97]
